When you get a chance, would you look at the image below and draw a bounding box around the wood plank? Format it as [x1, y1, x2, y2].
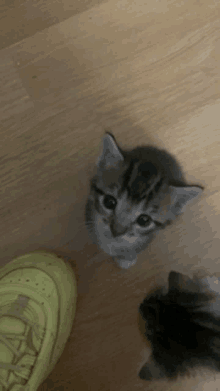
[0, 0, 220, 390]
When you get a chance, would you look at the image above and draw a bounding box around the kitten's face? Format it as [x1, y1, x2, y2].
[86, 170, 170, 259]
[85, 134, 202, 265]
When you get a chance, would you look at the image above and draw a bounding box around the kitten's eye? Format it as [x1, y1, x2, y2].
[103, 195, 117, 210]
[137, 214, 151, 227]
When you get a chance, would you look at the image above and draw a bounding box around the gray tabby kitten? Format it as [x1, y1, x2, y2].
[85, 133, 203, 269]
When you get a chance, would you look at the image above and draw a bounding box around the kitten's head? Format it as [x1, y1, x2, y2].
[85, 133, 203, 265]
[139, 271, 220, 381]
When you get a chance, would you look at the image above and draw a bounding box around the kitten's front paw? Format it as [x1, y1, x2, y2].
[114, 257, 137, 269]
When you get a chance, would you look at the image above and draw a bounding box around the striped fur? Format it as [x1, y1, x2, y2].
[85, 133, 203, 266]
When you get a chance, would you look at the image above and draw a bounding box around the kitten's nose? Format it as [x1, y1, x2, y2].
[110, 222, 127, 237]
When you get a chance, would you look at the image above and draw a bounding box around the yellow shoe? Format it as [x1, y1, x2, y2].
[0, 252, 77, 391]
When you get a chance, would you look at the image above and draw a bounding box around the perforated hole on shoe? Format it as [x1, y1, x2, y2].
[4, 268, 55, 300]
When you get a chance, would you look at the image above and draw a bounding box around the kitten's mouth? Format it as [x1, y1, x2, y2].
[99, 240, 138, 268]
[92, 215, 145, 261]
[97, 229, 143, 261]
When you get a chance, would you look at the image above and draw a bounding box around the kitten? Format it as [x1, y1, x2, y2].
[85, 133, 203, 269]
[139, 271, 220, 381]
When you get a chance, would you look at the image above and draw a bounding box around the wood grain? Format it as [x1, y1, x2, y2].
[1, 0, 220, 390]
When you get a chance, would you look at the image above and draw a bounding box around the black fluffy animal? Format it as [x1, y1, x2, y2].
[139, 271, 220, 381]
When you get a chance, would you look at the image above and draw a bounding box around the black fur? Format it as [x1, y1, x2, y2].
[139, 271, 220, 381]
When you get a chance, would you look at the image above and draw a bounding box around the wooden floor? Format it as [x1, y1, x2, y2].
[1, 0, 220, 390]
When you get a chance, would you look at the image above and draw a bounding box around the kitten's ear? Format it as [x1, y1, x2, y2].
[169, 271, 187, 291]
[168, 271, 197, 293]
[139, 359, 166, 381]
[97, 133, 124, 170]
[201, 276, 220, 296]
[168, 271, 220, 297]
[189, 276, 220, 332]
[169, 185, 203, 215]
